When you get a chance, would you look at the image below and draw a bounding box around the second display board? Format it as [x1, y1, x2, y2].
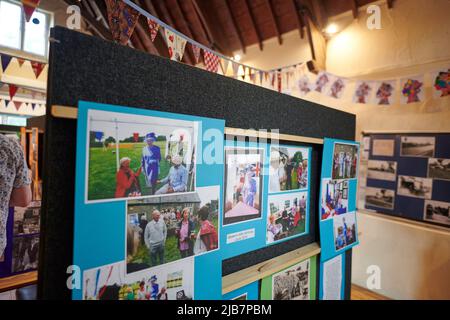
[72, 101, 313, 300]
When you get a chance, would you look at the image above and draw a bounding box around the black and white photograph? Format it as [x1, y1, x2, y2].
[365, 187, 395, 210]
[12, 235, 39, 273]
[372, 139, 395, 157]
[367, 160, 397, 181]
[397, 175, 433, 199]
[13, 202, 41, 236]
[272, 259, 310, 300]
[400, 136, 435, 157]
[428, 158, 450, 181]
[423, 200, 450, 226]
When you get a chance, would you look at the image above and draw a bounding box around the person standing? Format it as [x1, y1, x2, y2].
[142, 132, 161, 195]
[194, 206, 218, 254]
[115, 157, 142, 198]
[139, 215, 148, 245]
[144, 210, 167, 267]
[269, 151, 281, 193]
[285, 159, 293, 190]
[0, 134, 31, 259]
[176, 207, 195, 258]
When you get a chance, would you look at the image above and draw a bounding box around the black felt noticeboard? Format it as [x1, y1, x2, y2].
[39, 27, 356, 299]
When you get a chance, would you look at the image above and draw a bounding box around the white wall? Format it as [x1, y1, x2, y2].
[235, 0, 450, 299]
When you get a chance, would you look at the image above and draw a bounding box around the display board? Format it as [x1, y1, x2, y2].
[40, 27, 356, 299]
[222, 281, 259, 300]
[318, 138, 360, 261]
[364, 133, 450, 227]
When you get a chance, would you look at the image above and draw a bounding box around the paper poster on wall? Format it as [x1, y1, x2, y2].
[222, 281, 259, 300]
[319, 138, 359, 261]
[260, 256, 317, 300]
[319, 254, 345, 300]
[72, 101, 225, 300]
[372, 139, 395, 157]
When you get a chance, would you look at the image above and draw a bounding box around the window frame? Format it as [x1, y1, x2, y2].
[0, 0, 54, 60]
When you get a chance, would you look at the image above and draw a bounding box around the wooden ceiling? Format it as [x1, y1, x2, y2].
[64, 0, 391, 66]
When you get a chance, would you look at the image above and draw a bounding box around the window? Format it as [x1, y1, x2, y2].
[0, 0, 52, 57]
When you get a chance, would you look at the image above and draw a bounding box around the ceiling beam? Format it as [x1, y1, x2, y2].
[308, 0, 327, 30]
[224, 0, 246, 53]
[291, 0, 305, 39]
[351, 0, 359, 19]
[266, 0, 282, 45]
[302, 11, 316, 61]
[243, 0, 263, 50]
[62, 0, 112, 40]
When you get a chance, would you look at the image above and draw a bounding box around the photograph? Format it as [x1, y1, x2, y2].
[397, 175, 433, 199]
[428, 158, 450, 180]
[321, 179, 349, 220]
[423, 200, 450, 226]
[333, 212, 357, 251]
[86, 109, 198, 202]
[365, 187, 395, 210]
[13, 201, 41, 236]
[223, 147, 263, 225]
[12, 235, 39, 273]
[126, 185, 219, 274]
[272, 259, 310, 300]
[83, 258, 194, 300]
[367, 160, 397, 181]
[266, 192, 308, 244]
[268, 146, 309, 193]
[400, 136, 435, 157]
[331, 143, 359, 180]
[372, 139, 395, 157]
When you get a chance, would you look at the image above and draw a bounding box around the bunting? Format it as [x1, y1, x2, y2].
[401, 76, 424, 104]
[31, 61, 45, 79]
[164, 29, 187, 61]
[373, 80, 396, 105]
[21, 0, 41, 22]
[1, 54, 12, 72]
[353, 81, 373, 104]
[13, 101, 22, 111]
[105, 0, 140, 45]
[314, 72, 330, 93]
[432, 68, 449, 98]
[328, 77, 347, 99]
[277, 71, 282, 93]
[9, 85, 18, 100]
[31, 103, 36, 110]
[203, 51, 220, 73]
[232, 62, 240, 77]
[297, 75, 312, 96]
[17, 58, 25, 67]
[220, 58, 230, 75]
[192, 44, 201, 64]
[147, 18, 159, 42]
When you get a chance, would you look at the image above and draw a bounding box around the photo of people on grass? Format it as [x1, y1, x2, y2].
[321, 178, 349, 220]
[224, 147, 263, 225]
[333, 212, 357, 251]
[266, 192, 308, 244]
[86, 109, 197, 202]
[332, 143, 359, 180]
[126, 186, 219, 274]
[272, 259, 310, 300]
[83, 259, 194, 300]
[269, 146, 309, 193]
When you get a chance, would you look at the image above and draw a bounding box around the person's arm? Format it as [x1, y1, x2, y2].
[9, 140, 31, 207]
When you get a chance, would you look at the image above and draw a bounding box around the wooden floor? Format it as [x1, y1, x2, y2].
[351, 284, 391, 300]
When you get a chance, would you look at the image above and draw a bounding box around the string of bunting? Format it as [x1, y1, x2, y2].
[0, 53, 46, 79]
[105, 0, 449, 105]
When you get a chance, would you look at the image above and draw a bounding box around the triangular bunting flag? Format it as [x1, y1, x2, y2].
[17, 58, 25, 67]
[147, 18, 159, 42]
[4, 100, 10, 108]
[232, 62, 240, 77]
[31, 103, 36, 110]
[13, 101, 22, 111]
[203, 51, 220, 73]
[31, 61, 45, 79]
[220, 58, 230, 75]
[105, 0, 140, 45]
[1, 54, 12, 72]
[192, 44, 201, 64]
[249, 69, 256, 83]
[9, 85, 18, 100]
[241, 66, 247, 80]
[21, 0, 41, 22]
[164, 29, 187, 62]
[277, 71, 282, 92]
[259, 71, 264, 85]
